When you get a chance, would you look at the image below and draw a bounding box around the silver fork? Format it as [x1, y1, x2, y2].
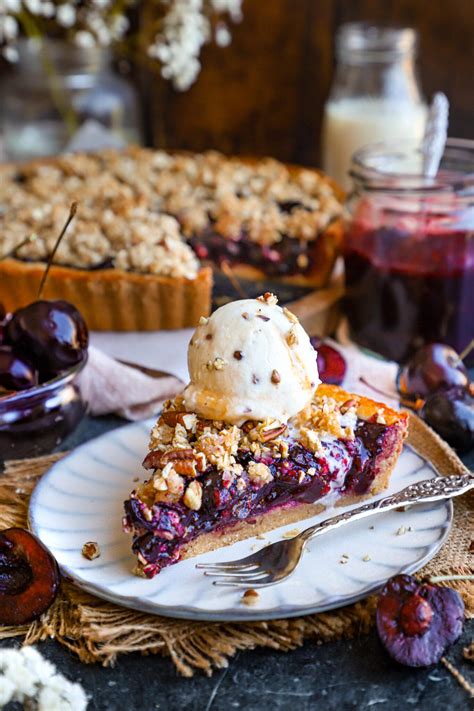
[196, 473, 473, 587]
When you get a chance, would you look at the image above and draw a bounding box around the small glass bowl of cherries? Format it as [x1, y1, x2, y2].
[0, 298, 89, 459]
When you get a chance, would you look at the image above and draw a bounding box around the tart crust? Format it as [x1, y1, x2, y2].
[0, 151, 343, 330]
[0, 258, 213, 331]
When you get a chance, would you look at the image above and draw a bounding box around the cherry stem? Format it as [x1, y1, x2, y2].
[220, 260, 248, 300]
[0, 234, 37, 261]
[428, 574, 474, 584]
[459, 338, 474, 362]
[358, 377, 397, 400]
[441, 657, 474, 696]
[359, 377, 424, 411]
[38, 202, 78, 299]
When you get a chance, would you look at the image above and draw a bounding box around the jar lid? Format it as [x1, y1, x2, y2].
[350, 138, 474, 196]
[336, 22, 418, 63]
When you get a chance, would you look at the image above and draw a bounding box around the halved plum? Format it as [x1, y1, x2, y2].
[0, 528, 60, 625]
[376, 574, 464, 667]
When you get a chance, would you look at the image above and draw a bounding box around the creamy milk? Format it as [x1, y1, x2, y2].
[322, 98, 427, 189]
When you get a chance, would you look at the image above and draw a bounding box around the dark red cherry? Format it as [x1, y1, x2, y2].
[310, 339, 347, 386]
[5, 300, 88, 379]
[421, 386, 474, 452]
[0, 346, 38, 392]
[0, 528, 60, 625]
[398, 343, 469, 401]
[376, 574, 464, 667]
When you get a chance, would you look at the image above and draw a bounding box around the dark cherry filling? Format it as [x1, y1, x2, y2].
[18, 230, 312, 278]
[189, 226, 315, 278]
[124, 420, 396, 577]
[15, 202, 317, 279]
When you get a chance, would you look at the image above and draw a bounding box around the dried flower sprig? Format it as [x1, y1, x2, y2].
[0, 0, 243, 90]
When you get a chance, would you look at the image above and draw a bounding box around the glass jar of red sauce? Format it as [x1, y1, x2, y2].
[343, 138, 474, 363]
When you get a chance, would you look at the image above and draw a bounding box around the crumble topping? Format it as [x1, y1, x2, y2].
[123, 382, 408, 579]
[0, 147, 343, 274]
[133, 389, 363, 513]
[293, 393, 359, 453]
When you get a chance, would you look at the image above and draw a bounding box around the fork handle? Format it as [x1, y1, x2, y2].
[300, 473, 474, 543]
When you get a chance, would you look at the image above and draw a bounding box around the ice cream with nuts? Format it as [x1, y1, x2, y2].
[124, 293, 408, 580]
[183, 293, 320, 424]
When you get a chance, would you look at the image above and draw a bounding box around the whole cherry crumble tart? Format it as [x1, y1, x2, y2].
[0, 149, 343, 330]
[123, 294, 408, 578]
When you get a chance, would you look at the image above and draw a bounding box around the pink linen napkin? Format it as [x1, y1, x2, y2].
[78, 346, 184, 421]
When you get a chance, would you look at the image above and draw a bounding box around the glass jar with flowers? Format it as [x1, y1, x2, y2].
[0, 1, 243, 160]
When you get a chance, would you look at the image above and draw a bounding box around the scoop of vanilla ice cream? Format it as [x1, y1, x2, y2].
[183, 295, 320, 424]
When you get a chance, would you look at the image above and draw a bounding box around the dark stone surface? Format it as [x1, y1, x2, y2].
[1, 626, 473, 710]
[2, 407, 473, 710]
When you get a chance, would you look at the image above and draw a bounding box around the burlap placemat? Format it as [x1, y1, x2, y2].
[0, 414, 472, 677]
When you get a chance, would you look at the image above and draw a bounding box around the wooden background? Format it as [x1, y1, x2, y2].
[144, 0, 474, 167]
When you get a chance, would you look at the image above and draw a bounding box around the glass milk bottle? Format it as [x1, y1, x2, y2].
[322, 23, 427, 189]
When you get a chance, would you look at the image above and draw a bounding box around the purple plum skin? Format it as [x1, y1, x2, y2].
[376, 574, 465, 667]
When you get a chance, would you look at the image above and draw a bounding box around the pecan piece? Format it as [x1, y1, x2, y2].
[173, 460, 198, 477]
[195, 418, 213, 434]
[261, 424, 287, 442]
[142, 450, 163, 470]
[143, 447, 197, 474]
[161, 449, 197, 477]
[160, 448, 195, 465]
[241, 420, 255, 433]
[160, 410, 187, 426]
[82, 541, 100, 560]
[241, 589, 260, 606]
[340, 398, 358, 415]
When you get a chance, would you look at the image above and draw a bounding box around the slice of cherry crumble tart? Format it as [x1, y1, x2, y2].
[123, 294, 408, 578]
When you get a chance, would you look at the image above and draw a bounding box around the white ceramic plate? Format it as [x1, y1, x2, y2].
[29, 419, 452, 622]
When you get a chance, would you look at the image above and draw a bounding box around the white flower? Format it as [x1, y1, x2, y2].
[110, 14, 129, 40]
[215, 22, 231, 47]
[211, 0, 242, 22]
[38, 675, 88, 711]
[0, 676, 15, 706]
[24, 0, 41, 13]
[2, 44, 18, 62]
[21, 646, 56, 682]
[56, 4, 76, 28]
[0, 15, 18, 41]
[75, 30, 96, 48]
[0, 647, 88, 710]
[4, 0, 21, 12]
[0, 0, 244, 89]
[0, 649, 38, 700]
[40, 1, 55, 17]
